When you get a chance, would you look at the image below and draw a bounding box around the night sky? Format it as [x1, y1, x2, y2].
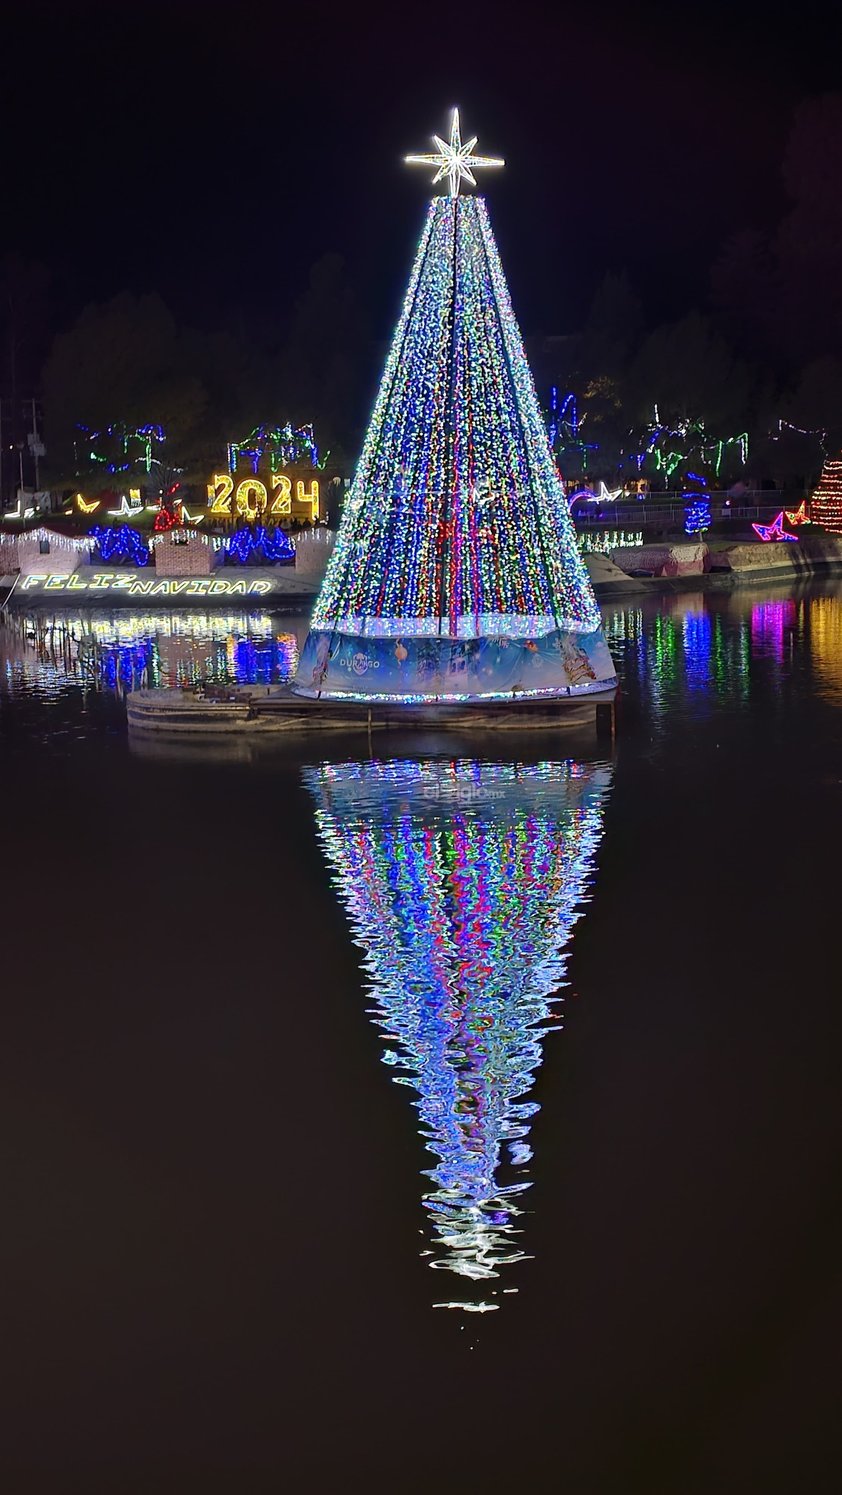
[4, 0, 842, 341]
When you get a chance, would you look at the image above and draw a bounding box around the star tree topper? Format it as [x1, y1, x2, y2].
[405, 108, 504, 197]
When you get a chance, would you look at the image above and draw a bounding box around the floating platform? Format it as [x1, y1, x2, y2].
[126, 683, 617, 737]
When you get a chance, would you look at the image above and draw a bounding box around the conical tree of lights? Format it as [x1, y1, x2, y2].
[811, 455, 842, 534]
[294, 111, 616, 702]
[305, 757, 612, 1310]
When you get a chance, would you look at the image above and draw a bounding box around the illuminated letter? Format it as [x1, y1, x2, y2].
[208, 473, 234, 515]
[21, 574, 46, 590]
[270, 474, 292, 515]
[64, 574, 88, 591]
[249, 579, 272, 595]
[296, 479, 320, 521]
[89, 573, 114, 589]
[46, 576, 67, 589]
[236, 478, 268, 519]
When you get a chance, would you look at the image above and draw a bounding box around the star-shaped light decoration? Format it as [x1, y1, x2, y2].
[752, 511, 798, 543]
[406, 108, 504, 198]
[2, 496, 35, 522]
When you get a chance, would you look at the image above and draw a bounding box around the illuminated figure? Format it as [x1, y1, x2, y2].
[305, 756, 611, 1309]
[294, 111, 616, 703]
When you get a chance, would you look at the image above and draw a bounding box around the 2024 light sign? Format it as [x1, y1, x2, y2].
[207, 472, 320, 522]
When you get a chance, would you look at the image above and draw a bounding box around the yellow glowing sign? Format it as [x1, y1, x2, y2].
[271, 474, 292, 514]
[207, 472, 319, 521]
[295, 480, 319, 520]
[75, 494, 100, 514]
[19, 574, 274, 597]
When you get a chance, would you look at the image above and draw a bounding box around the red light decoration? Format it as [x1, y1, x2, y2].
[784, 500, 808, 525]
[154, 506, 179, 533]
[810, 457, 842, 535]
[752, 512, 798, 543]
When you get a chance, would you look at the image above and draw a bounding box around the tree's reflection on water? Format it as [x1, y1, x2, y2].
[305, 756, 612, 1310]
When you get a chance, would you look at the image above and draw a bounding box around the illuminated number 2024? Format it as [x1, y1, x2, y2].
[207, 473, 234, 514]
[206, 472, 319, 519]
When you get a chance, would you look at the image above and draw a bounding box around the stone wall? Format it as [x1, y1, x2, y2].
[153, 530, 218, 576]
[611, 543, 708, 578]
[16, 530, 90, 576]
[293, 527, 336, 579]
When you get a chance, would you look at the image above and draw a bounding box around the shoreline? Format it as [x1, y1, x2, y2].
[3, 542, 842, 614]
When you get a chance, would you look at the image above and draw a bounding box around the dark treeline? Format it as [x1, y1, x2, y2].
[3, 96, 842, 496]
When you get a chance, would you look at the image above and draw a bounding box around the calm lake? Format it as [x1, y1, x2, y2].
[1, 584, 840, 1493]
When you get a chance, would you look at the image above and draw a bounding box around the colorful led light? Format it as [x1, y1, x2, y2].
[305, 757, 611, 1303]
[309, 198, 601, 644]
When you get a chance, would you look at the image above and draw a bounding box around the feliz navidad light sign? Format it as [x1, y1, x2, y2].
[17, 573, 275, 597]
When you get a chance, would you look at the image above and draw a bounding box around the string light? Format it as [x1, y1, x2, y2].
[683, 493, 711, 536]
[224, 526, 295, 565]
[77, 422, 165, 474]
[227, 422, 326, 474]
[299, 174, 612, 700]
[810, 456, 842, 535]
[89, 524, 150, 566]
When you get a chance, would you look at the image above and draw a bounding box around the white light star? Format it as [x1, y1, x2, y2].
[405, 108, 504, 198]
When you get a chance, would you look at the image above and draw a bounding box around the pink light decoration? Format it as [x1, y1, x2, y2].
[752, 511, 798, 543]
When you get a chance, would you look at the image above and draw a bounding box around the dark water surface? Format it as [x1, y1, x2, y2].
[1, 586, 840, 1493]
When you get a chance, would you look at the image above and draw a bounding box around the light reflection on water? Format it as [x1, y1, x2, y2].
[3, 586, 842, 719]
[0, 609, 305, 699]
[304, 757, 612, 1310]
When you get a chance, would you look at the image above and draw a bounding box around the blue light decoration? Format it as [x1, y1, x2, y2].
[76, 422, 166, 474]
[683, 497, 711, 536]
[305, 756, 612, 1310]
[294, 120, 616, 702]
[546, 389, 598, 472]
[224, 526, 295, 565]
[632, 408, 749, 487]
[89, 524, 150, 566]
[227, 423, 327, 475]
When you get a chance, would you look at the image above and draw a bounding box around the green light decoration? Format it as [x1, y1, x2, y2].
[226, 423, 328, 476]
[294, 111, 616, 703]
[76, 422, 166, 475]
[636, 408, 748, 484]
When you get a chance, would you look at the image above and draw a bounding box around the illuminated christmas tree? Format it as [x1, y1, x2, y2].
[294, 112, 615, 702]
[810, 455, 842, 534]
[305, 757, 611, 1308]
